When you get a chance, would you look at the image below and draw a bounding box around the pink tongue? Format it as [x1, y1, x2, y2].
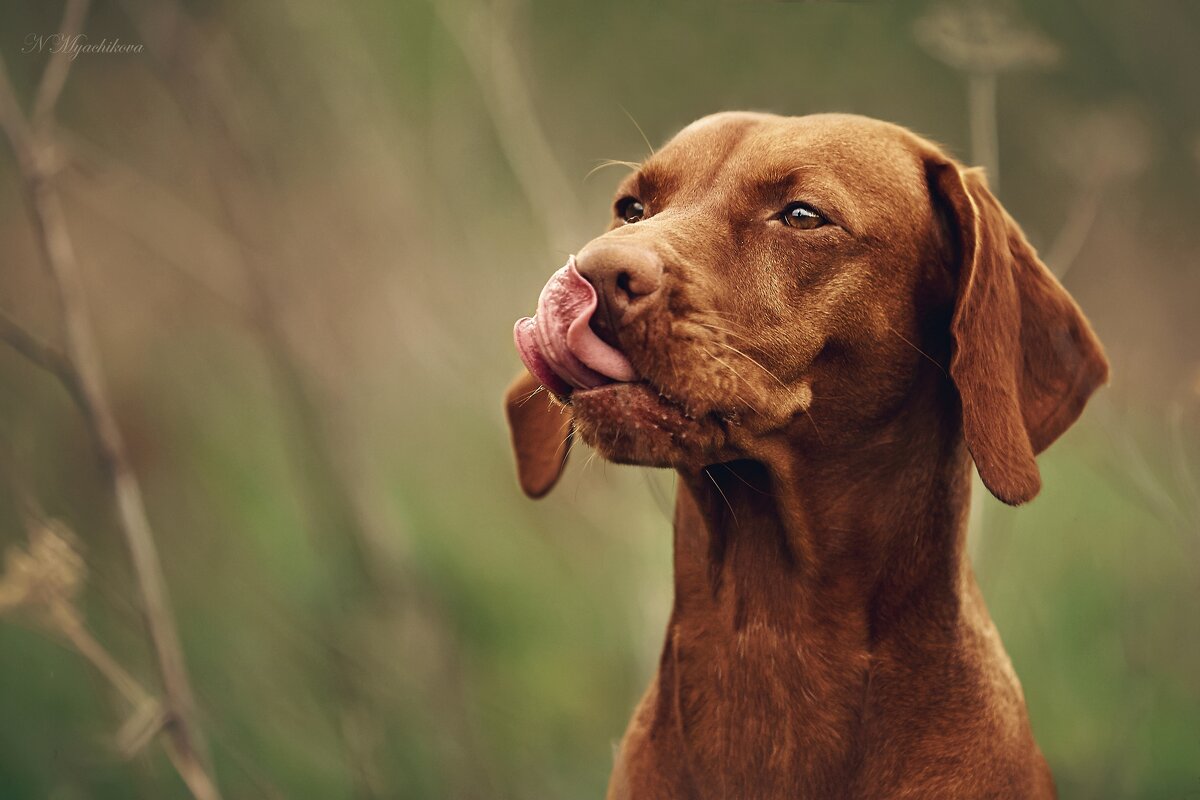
[513, 257, 637, 394]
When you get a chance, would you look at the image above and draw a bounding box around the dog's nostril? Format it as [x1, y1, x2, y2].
[589, 310, 622, 350]
[576, 247, 663, 349]
[615, 271, 634, 301]
[614, 269, 661, 305]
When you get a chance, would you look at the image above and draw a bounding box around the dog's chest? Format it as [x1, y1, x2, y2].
[662, 617, 870, 798]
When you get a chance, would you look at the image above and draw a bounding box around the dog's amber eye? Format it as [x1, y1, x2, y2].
[616, 197, 645, 224]
[780, 202, 826, 230]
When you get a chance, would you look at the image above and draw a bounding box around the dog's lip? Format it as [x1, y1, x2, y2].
[570, 380, 731, 459]
[569, 380, 701, 427]
[513, 257, 638, 394]
[573, 380, 688, 409]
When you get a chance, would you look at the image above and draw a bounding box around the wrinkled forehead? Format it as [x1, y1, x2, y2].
[630, 113, 931, 229]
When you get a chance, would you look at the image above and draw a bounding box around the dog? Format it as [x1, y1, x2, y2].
[503, 112, 1107, 799]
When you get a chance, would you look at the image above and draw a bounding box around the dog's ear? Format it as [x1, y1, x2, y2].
[504, 369, 573, 498]
[926, 158, 1108, 505]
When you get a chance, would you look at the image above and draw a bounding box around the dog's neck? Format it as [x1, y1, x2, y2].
[676, 366, 973, 633]
[660, 372, 977, 792]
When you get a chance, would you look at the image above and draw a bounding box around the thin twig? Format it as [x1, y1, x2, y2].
[114, 3, 445, 794]
[60, 614, 154, 709]
[32, 0, 92, 130]
[0, 60, 32, 149]
[0, 8, 220, 799]
[1046, 181, 1104, 280]
[967, 71, 999, 190]
[432, 0, 586, 242]
[0, 459, 188, 774]
[56, 127, 258, 321]
[0, 307, 87, 411]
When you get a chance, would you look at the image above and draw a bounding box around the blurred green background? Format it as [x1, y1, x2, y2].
[0, 0, 1197, 797]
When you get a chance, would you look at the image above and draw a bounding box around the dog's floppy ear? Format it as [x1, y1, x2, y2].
[927, 157, 1108, 505]
[504, 370, 573, 498]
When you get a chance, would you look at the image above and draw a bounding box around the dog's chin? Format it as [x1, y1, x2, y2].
[569, 382, 727, 468]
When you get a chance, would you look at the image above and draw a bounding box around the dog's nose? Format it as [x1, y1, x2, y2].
[575, 244, 663, 347]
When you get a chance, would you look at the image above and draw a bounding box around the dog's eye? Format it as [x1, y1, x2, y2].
[780, 202, 827, 230]
[616, 197, 645, 224]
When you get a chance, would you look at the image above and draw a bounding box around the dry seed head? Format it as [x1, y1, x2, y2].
[914, 1, 1060, 74]
[0, 519, 85, 629]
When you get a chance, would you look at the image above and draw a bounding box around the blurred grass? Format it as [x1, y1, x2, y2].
[1, 0, 1198, 797]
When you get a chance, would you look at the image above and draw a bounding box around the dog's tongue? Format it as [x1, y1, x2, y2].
[513, 257, 637, 395]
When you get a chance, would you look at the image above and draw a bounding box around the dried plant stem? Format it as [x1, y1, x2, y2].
[0, 306, 86, 410]
[432, 0, 586, 242]
[964, 68, 997, 563]
[32, 0, 91, 129]
[114, 3, 413, 794]
[967, 71, 1000, 190]
[0, 6, 220, 799]
[61, 612, 152, 707]
[119, 0, 393, 596]
[1046, 182, 1104, 280]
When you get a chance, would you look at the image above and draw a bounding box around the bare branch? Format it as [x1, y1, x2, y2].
[1046, 183, 1103, 280]
[0, 6, 220, 799]
[32, 0, 93, 129]
[114, 3, 498, 792]
[0, 307, 87, 411]
[0, 56, 33, 154]
[432, 0, 586, 243]
[967, 72, 1000, 190]
[0, 495, 216, 800]
[59, 127, 257, 321]
[119, 0, 442, 596]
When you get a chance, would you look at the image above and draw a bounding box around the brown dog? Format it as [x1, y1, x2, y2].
[504, 112, 1107, 799]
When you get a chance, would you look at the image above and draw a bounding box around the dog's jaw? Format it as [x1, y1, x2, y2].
[569, 382, 728, 468]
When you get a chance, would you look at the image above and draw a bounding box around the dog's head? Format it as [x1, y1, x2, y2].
[505, 112, 1107, 505]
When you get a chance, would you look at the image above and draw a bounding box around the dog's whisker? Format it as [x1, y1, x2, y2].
[692, 318, 746, 334]
[702, 349, 765, 416]
[717, 463, 776, 498]
[703, 467, 739, 529]
[619, 104, 656, 157]
[515, 385, 546, 406]
[562, 430, 580, 461]
[584, 158, 643, 181]
[887, 326, 947, 378]
[695, 309, 743, 324]
[729, 390, 762, 418]
[704, 349, 749, 386]
[666, 343, 682, 385]
[802, 407, 826, 446]
[692, 319, 756, 345]
[711, 339, 788, 389]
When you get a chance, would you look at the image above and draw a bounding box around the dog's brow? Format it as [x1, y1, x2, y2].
[751, 164, 818, 187]
[750, 167, 858, 232]
[633, 165, 665, 194]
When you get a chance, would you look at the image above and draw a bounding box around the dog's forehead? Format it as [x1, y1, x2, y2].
[652, 112, 927, 203]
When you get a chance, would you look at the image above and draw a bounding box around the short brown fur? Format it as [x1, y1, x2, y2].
[504, 113, 1107, 799]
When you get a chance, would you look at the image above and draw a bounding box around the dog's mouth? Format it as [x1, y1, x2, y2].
[513, 257, 728, 462]
[569, 380, 726, 466]
[572, 380, 696, 426]
[513, 256, 638, 396]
